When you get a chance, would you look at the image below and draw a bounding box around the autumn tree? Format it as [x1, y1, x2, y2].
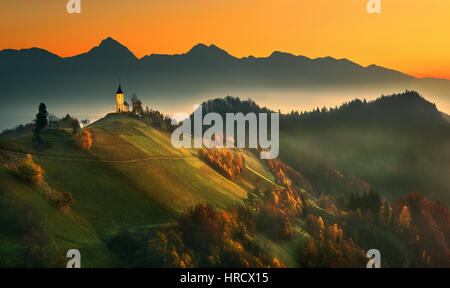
[74, 130, 93, 151]
[199, 148, 244, 179]
[398, 205, 412, 230]
[17, 154, 44, 185]
[306, 215, 325, 239]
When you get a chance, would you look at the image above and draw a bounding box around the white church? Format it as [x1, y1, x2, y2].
[115, 84, 130, 113]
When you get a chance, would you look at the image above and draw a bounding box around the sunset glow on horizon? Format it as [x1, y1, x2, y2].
[1, 0, 450, 79]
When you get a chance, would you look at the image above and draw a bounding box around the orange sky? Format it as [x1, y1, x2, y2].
[1, 0, 450, 79]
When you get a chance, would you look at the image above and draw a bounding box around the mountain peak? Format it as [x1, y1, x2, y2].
[269, 51, 295, 58]
[189, 43, 208, 50]
[186, 43, 232, 58]
[98, 37, 125, 49]
[70, 37, 138, 62]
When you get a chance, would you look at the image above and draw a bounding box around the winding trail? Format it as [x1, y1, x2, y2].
[0, 148, 197, 163]
[245, 165, 281, 187]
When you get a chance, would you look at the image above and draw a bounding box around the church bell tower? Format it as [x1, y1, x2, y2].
[116, 84, 124, 113]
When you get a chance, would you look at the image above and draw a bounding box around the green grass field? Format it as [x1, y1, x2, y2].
[0, 166, 119, 267]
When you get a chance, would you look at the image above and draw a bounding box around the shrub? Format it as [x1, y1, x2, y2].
[17, 154, 43, 185]
[74, 130, 93, 151]
[58, 192, 74, 212]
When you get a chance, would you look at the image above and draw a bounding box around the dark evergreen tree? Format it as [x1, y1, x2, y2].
[34, 103, 48, 133]
[72, 119, 80, 135]
[32, 103, 48, 147]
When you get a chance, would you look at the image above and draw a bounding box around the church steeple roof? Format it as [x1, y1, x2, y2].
[116, 84, 123, 94]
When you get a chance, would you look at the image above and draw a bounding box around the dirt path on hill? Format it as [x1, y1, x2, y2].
[0, 148, 197, 163]
[245, 165, 282, 187]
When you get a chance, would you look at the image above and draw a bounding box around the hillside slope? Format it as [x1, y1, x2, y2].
[0, 113, 271, 267]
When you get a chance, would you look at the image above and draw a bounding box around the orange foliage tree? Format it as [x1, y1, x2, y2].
[199, 148, 244, 179]
[74, 130, 93, 151]
[17, 154, 44, 185]
[398, 206, 412, 230]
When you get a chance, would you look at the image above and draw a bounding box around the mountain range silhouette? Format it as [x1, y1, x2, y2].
[0, 37, 414, 79]
[0, 37, 449, 130]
